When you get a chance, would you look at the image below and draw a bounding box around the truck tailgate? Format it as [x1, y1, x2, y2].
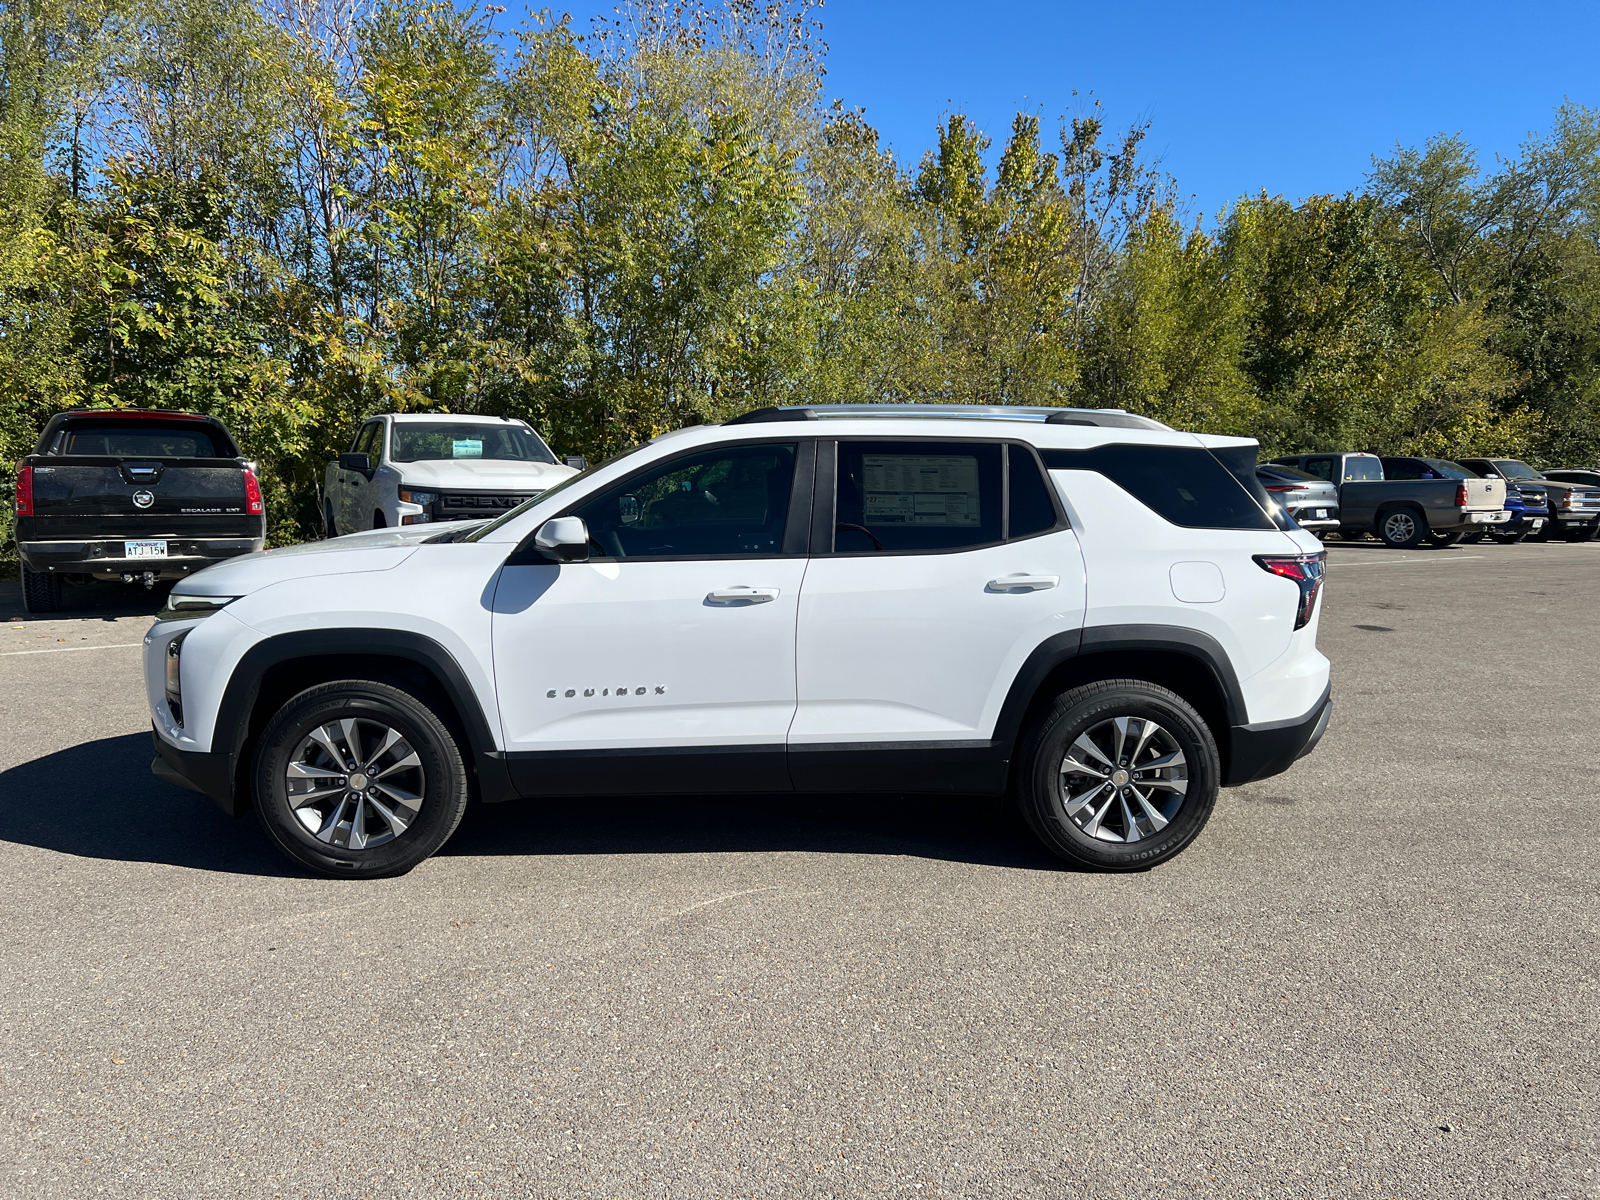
[1461, 478, 1506, 511]
[27, 458, 258, 539]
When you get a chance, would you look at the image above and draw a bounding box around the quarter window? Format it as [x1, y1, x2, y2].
[569, 443, 798, 559]
[1007, 444, 1060, 538]
[833, 441, 1003, 552]
[1303, 457, 1335, 482]
[1039, 444, 1275, 531]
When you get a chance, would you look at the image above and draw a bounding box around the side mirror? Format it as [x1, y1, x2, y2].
[564, 456, 587, 471]
[339, 452, 372, 473]
[534, 516, 590, 563]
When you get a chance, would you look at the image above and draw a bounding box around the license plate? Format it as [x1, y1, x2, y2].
[124, 540, 168, 559]
[1532, 519, 1545, 529]
[1313, 509, 1328, 519]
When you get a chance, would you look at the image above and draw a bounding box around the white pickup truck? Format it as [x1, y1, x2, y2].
[324, 414, 581, 535]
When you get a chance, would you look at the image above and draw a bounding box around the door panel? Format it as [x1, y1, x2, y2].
[791, 532, 1087, 746]
[491, 557, 808, 765]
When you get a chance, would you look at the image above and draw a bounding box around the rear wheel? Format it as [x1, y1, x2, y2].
[20, 564, 62, 613]
[1491, 526, 1529, 545]
[1564, 521, 1599, 543]
[1015, 679, 1220, 871]
[252, 679, 469, 878]
[1458, 529, 1487, 544]
[1377, 508, 1425, 548]
[1427, 530, 1464, 548]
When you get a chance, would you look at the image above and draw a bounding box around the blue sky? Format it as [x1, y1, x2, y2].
[534, 1, 1600, 219]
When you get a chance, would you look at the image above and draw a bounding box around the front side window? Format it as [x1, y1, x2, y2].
[391, 421, 556, 464]
[834, 441, 1003, 553]
[354, 423, 381, 459]
[570, 443, 798, 558]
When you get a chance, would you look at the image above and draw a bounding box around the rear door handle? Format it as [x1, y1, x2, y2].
[706, 586, 780, 605]
[987, 574, 1059, 593]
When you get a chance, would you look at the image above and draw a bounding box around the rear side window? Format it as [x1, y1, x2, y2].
[1302, 458, 1335, 481]
[1344, 456, 1383, 481]
[834, 441, 1003, 552]
[1381, 458, 1425, 480]
[58, 420, 226, 458]
[1040, 444, 1275, 531]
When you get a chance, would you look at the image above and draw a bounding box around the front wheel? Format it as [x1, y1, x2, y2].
[1015, 679, 1221, 871]
[1377, 508, 1425, 548]
[252, 679, 470, 878]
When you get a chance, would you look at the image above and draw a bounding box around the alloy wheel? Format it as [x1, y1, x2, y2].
[1058, 715, 1188, 843]
[1383, 511, 1417, 543]
[283, 717, 425, 849]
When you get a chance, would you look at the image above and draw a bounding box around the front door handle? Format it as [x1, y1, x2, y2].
[706, 586, 780, 605]
[987, 574, 1059, 593]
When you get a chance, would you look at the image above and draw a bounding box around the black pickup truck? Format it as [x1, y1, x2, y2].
[13, 409, 265, 612]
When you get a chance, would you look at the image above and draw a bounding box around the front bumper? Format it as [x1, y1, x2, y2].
[1225, 685, 1332, 787]
[151, 728, 244, 816]
[22, 537, 263, 579]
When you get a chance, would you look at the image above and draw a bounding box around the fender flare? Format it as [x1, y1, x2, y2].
[207, 628, 507, 814]
[990, 623, 1248, 756]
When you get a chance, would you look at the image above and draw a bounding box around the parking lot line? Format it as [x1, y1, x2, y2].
[1327, 555, 1486, 567]
[0, 642, 144, 657]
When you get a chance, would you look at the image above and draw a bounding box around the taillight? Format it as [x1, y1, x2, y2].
[13, 464, 32, 515]
[243, 468, 264, 515]
[1263, 484, 1301, 493]
[1455, 482, 1469, 507]
[1254, 551, 1326, 630]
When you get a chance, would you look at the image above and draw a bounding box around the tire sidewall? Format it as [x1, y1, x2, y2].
[1379, 508, 1422, 548]
[253, 682, 467, 878]
[1020, 683, 1220, 871]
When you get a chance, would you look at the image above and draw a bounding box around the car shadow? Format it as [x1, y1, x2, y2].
[0, 733, 296, 876]
[0, 576, 175, 621]
[0, 733, 1070, 875]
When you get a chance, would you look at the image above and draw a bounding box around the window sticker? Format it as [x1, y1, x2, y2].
[452, 439, 483, 458]
[862, 455, 981, 526]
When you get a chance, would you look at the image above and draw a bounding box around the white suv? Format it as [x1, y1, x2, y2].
[146, 406, 1332, 878]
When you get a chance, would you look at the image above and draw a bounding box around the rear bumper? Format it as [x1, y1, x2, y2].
[1225, 684, 1332, 787]
[1441, 510, 1511, 529]
[21, 537, 262, 578]
[151, 728, 244, 817]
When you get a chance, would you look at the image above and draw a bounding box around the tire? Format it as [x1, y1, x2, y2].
[20, 563, 62, 613]
[1564, 521, 1599, 543]
[1458, 529, 1487, 544]
[1014, 679, 1221, 871]
[371, 510, 386, 529]
[1426, 530, 1464, 548]
[252, 679, 470, 878]
[324, 502, 339, 539]
[1490, 527, 1528, 545]
[1377, 507, 1425, 548]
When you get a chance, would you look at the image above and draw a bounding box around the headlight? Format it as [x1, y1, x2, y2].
[155, 593, 239, 622]
[165, 630, 188, 725]
[399, 489, 437, 505]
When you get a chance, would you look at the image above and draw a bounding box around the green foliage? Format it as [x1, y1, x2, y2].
[4, 0, 1600, 564]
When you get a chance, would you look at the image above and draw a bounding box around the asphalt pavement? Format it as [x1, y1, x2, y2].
[0, 542, 1595, 1199]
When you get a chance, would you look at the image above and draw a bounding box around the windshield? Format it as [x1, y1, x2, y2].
[1494, 460, 1545, 481]
[462, 441, 654, 542]
[391, 422, 555, 464]
[1421, 459, 1477, 480]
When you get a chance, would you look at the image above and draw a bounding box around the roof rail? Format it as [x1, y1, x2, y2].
[722, 404, 1170, 431]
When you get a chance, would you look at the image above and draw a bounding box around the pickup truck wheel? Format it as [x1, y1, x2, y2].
[1564, 521, 1599, 543]
[20, 564, 63, 613]
[1426, 530, 1464, 548]
[1015, 679, 1220, 871]
[1458, 529, 1487, 544]
[324, 502, 338, 539]
[1377, 508, 1425, 548]
[252, 679, 469, 878]
[371, 510, 386, 529]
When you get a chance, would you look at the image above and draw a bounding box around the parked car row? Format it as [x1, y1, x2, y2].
[1256, 452, 1600, 547]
